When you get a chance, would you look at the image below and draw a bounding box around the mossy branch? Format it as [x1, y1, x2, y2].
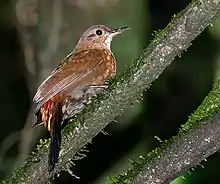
[6, 0, 220, 183]
[109, 79, 220, 183]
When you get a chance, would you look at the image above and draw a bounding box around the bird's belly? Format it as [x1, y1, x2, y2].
[61, 82, 106, 120]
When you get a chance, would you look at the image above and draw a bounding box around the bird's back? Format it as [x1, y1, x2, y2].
[33, 48, 116, 112]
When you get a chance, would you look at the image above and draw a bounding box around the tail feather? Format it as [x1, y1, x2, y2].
[48, 102, 62, 172]
[48, 128, 61, 171]
[32, 110, 43, 128]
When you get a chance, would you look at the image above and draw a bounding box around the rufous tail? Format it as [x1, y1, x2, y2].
[33, 96, 63, 171]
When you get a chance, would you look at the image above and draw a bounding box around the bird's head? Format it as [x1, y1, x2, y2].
[74, 25, 130, 52]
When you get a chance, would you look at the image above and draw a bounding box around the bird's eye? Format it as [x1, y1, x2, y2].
[96, 29, 103, 36]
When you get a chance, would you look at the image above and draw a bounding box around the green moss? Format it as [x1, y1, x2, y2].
[180, 79, 220, 133]
[6, 71, 126, 183]
[108, 80, 220, 183]
[7, 138, 49, 183]
[108, 140, 176, 184]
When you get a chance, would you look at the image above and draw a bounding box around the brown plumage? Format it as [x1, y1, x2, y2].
[33, 25, 130, 171]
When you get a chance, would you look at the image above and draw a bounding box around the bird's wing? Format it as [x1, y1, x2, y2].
[33, 49, 114, 111]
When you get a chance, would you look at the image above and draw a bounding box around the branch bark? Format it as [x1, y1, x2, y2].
[133, 112, 220, 184]
[109, 79, 220, 183]
[7, 0, 220, 183]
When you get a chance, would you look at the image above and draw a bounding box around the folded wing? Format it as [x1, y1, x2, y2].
[33, 49, 115, 111]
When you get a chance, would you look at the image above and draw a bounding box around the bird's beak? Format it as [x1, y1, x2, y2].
[110, 26, 131, 36]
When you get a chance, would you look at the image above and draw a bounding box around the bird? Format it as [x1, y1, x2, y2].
[32, 25, 130, 171]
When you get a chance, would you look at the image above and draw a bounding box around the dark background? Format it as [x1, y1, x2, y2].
[0, 0, 220, 183]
